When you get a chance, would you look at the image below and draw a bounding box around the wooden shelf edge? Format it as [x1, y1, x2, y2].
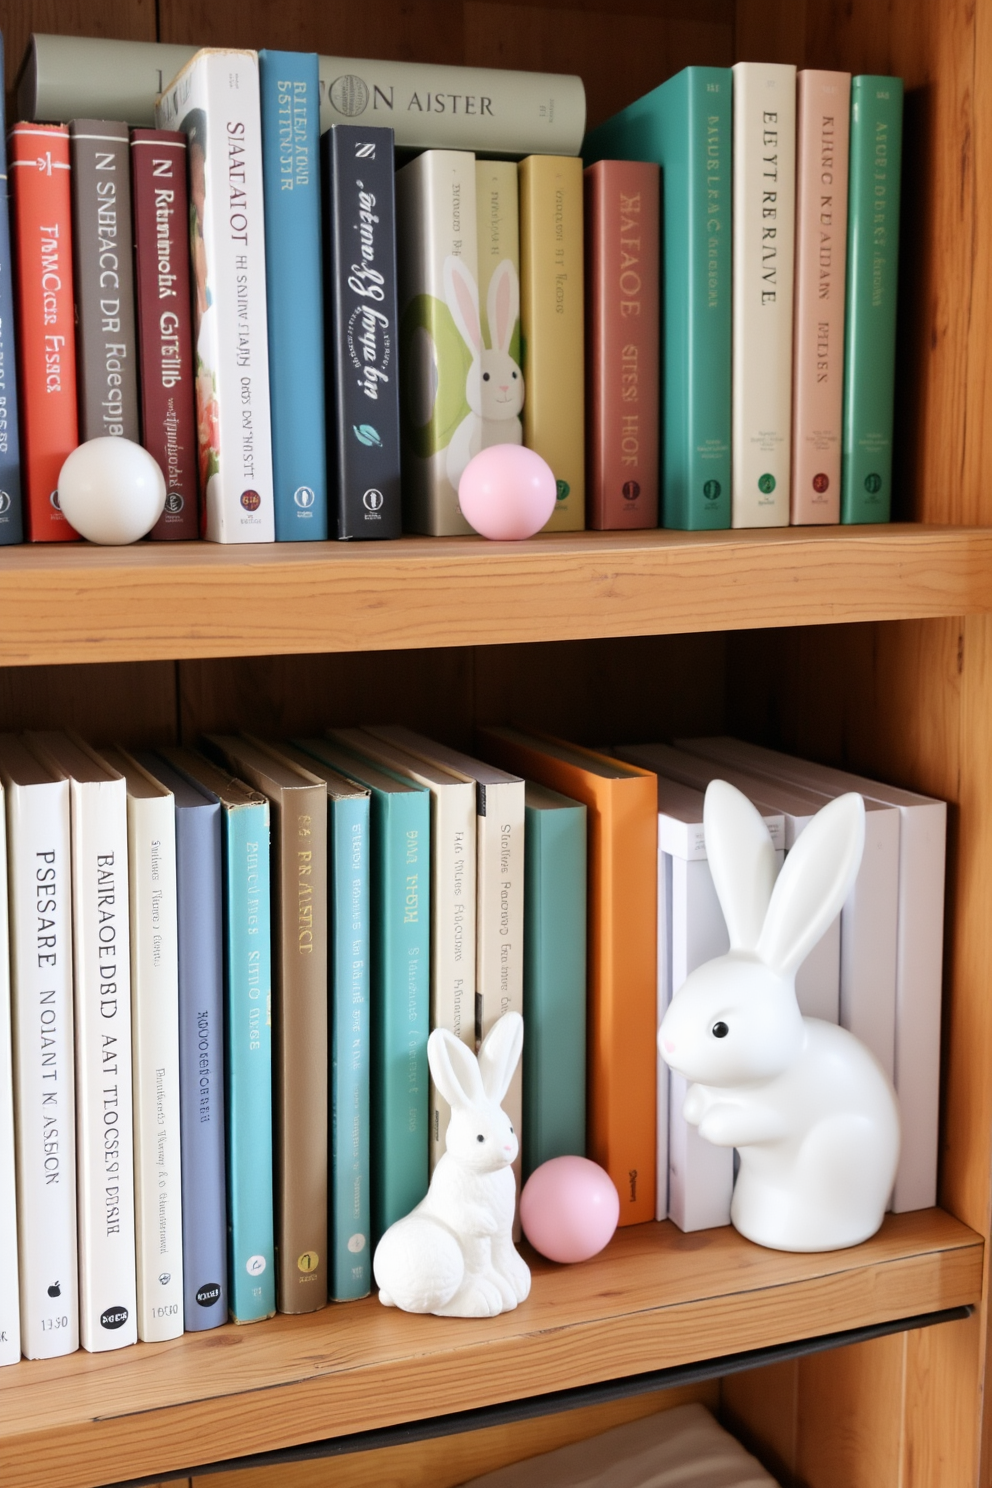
[0, 1209, 981, 1488]
[0, 523, 987, 665]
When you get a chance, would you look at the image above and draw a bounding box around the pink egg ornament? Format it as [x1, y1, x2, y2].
[520, 1156, 620, 1264]
[458, 444, 558, 540]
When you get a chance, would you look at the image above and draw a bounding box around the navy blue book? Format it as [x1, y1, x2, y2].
[259, 50, 328, 541]
[140, 754, 228, 1332]
[321, 124, 402, 540]
[0, 34, 23, 544]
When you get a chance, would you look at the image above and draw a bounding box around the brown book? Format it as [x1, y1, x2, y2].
[69, 120, 140, 442]
[584, 160, 659, 530]
[207, 734, 329, 1316]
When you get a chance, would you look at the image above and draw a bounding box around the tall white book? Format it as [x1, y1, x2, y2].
[731, 62, 797, 528]
[156, 49, 274, 543]
[29, 734, 137, 1352]
[103, 749, 184, 1342]
[0, 780, 21, 1365]
[0, 735, 78, 1359]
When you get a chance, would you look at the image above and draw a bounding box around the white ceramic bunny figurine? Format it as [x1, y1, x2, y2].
[659, 780, 900, 1252]
[443, 255, 525, 493]
[373, 1011, 531, 1316]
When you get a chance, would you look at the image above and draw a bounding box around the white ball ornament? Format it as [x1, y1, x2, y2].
[57, 438, 167, 544]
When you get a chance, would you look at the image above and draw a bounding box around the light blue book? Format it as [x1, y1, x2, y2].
[300, 737, 430, 1247]
[165, 749, 276, 1325]
[259, 50, 328, 541]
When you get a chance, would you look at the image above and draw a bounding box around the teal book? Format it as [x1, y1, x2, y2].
[523, 783, 587, 1178]
[162, 749, 275, 1325]
[583, 68, 732, 531]
[300, 737, 431, 1246]
[842, 76, 904, 524]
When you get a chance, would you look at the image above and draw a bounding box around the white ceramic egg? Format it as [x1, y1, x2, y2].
[57, 438, 167, 544]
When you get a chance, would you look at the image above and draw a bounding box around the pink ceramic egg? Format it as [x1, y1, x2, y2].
[458, 444, 558, 540]
[520, 1156, 620, 1264]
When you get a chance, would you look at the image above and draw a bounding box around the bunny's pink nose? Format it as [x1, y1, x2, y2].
[663, 1039, 675, 1054]
[503, 1143, 513, 1153]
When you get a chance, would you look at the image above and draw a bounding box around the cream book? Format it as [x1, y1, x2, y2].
[731, 63, 797, 528]
[0, 781, 20, 1365]
[791, 70, 851, 523]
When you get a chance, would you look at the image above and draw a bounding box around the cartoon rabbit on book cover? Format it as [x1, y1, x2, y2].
[443, 254, 524, 492]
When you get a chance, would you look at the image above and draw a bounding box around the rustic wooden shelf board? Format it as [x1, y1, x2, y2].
[0, 1208, 980, 1488]
[0, 523, 988, 665]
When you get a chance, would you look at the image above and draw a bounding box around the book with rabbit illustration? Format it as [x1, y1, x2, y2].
[476, 160, 522, 368]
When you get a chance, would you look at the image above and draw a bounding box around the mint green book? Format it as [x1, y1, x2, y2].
[299, 738, 431, 1247]
[523, 783, 587, 1178]
[583, 68, 732, 531]
[842, 76, 903, 524]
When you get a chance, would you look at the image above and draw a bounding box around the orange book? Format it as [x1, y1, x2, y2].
[478, 726, 657, 1225]
[9, 124, 79, 540]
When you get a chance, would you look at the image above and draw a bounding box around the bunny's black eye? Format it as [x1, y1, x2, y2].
[509, 1124, 514, 1134]
[512, 371, 518, 379]
[482, 372, 490, 381]
[712, 1021, 729, 1039]
[477, 1134, 485, 1143]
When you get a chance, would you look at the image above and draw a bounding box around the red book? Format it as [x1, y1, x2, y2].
[131, 128, 199, 539]
[9, 124, 79, 541]
[584, 160, 659, 530]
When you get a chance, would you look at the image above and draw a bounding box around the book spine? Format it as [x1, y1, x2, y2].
[396, 149, 479, 536]
[176, 801, 228, 1330]
[0, 783, 20, 1364]
[731, 64, 797, 528]
[330, 794, 372, 1296]
[224, 801, 275, 1323]
[69, 121, 140, 444]
[790, 71, 850, 524]
[8, 125, 79, 541]
[324, 125, 402, 540]
[518, 155, 585, 532]
[0, 35, 23, 547]
[584, 159, 659, 530]
[21, 36, 200, 129]
[656, 849, 672, 1220]
[127, 791, 184, 1342]
[842, 76, 903, 523]
[259, 52, 328, 542]
[130, 130, 200, 538]
[7, 777, 78, 1357]
[428, 784, 477, 1171]
[157, 52, 276, 542]
[475, 160, 520, 361]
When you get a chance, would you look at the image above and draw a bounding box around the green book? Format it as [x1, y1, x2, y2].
[842, 76, 904, 524]
[583, 67, 732, 531]
[523, 783, 587, 1178]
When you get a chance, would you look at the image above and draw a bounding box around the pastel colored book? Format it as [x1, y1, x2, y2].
[583, 68, 732, 531]
[478, 727, 657, 1225]
[518, 154, 585, 530]
[259, 51, 328, 542]
[476, 160, 521, 365]
[584, 158, 660, 529]
[790, 71, 851, 524]
[0, 777, 19, 1364]
[157, 50, 275, 542]
[731, 63, 797, 528]
[0, 32, 23, 546]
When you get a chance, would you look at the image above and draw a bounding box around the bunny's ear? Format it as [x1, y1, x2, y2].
[703, 779, 779, 951]
[478, 1011, 523, 1104]
[757, 792, 865, 977]
[487, 259, 519, 354]
[428, 1029, 486, 1111]
[443, 255, 482, 355]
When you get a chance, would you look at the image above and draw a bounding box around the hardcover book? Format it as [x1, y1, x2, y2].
[584, 159, 659, 530]
[259, 51, 328, 542]
[322, 124, 402, 540]
[0, 779, 19, 1364]
[69, 120, 140, 444]
[8, 123, 79, 541]
[476, 160, 520, 366]
[157, 49, 275, 542]
[583, 68, 733, 531]
[130, 129, 199, 538]
[0, 33, 23, 546]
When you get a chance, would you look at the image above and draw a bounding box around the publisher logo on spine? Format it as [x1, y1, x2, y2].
[164, 491, 184, 514]
[812, 473, 830, 494]
[757, 473, 776, 495]
[622, 481, 640, 501]
[50, 490, 62, 511]
[246, 1255, 267, 1276]
[347, 1234, 366, 1254]
[330, 75, 369, 117]
[195, 1282, 222, 1307]
[293, 486, 316, 510]
[353, 424, 382, 448]
[0, 491, 11, 515]
[100, 1305, 128, 1331]
[555, 480, 570, 502]
[703, 480, 721, 501]
[363, 488, 384, 513]
[864, 472, 882, 494]
[240, 489, 261, 512]
[297, 1251, 319, 1273]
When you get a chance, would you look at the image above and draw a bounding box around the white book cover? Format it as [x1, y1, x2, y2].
[332, 729, 478, 1170]
[103, 749, 183, 1342]
[156, 49, 274, 543]
[395, 150, 481, 536]
[0, 735, 78, 1359]
[29, 735, 137, 1352]
[0, 781, 21, 1365]
[731, 62, 797, 528]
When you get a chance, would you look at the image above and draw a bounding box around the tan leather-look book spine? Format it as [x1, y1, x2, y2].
[207, 735, 329, 1315]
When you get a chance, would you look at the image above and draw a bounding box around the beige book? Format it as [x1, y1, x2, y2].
[476, 159, 521, 363]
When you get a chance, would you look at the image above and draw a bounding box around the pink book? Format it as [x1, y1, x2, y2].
[791, 71, 851, 524]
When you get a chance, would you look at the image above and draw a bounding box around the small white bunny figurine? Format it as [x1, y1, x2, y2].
[659, 780, 900, 1252]
[373, 1011, 531, 1316]
[443, 255, 525, 493]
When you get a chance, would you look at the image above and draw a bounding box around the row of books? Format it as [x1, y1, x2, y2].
[0, 724, 944, 1364]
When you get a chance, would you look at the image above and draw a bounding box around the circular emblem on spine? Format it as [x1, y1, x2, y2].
[347, 1234, 367, 1254]
[0, 491, 11, 515]
[293, 485, 316, 510]
[195, 1282, 222, 1307]
[158, 1273, 171, 1286]
[703, 480, 721, 500]
[812, 473, 830, 493]
[240, 489, 261, 512]
[621, 481, 640, 501]
[297, 1251, 319, 1273]
[757, 473, 776, 495]
[362, 488, 384, 513]
[164, 491, 184, 514]
[864, 472, 882, 494]
[329, 75, 370, 117]
[100, 1305, 128, 1330]
[246, 1254, 267, 1276]
[50, 490, 62, 511]
[555, 479, 570, 502]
